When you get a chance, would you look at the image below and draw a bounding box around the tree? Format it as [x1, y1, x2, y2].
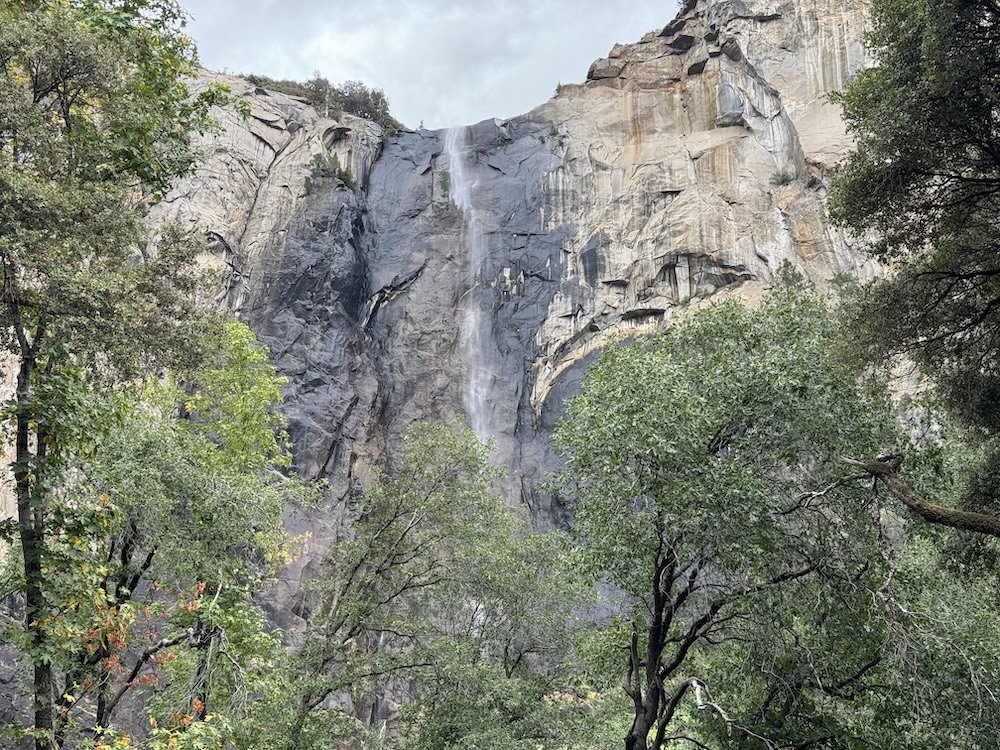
[1, 321, 296, 748]
[241, 73, 404, 133]
[554, 286, 907, 750]
[398, 527, 591, 750]
[0, 2, 237, 747]
[247, 423, 586, 750]
[830, 0, 1000, 534]
[332, 80, 402, 134]
[303, 73, 338, 118]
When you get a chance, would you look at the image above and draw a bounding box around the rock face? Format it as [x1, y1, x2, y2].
[152, 0, 870, 618]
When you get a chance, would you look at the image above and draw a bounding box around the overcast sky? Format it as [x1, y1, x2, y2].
[183, 1, 681, 130]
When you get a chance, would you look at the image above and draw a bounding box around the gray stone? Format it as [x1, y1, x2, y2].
[587, 58, 625, 79]
[149, 0, 873, 613]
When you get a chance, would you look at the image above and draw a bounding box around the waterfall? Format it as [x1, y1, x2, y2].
[444, 127, 493, 441]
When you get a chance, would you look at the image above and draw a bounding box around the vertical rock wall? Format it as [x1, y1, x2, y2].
[152, 0, 871, 616]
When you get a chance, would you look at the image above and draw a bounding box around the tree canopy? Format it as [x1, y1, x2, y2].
[0, 321, 296, 746]
[830, 0, 1000, 434]
[243, 72, 403, 134]
[252, 423, 587, 750]
[0, 2, 266, 748]
[555, 285, 1000, 749]
[831, 0, 1000, 536]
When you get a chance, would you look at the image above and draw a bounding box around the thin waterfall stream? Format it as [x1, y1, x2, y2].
[444, 126, 493, 441]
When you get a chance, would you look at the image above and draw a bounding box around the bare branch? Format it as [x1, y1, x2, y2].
[846, 454, 1000, 537]
[691, 679, 780, 750]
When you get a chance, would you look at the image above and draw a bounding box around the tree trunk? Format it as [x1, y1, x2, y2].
[857, 454, 1000, 537]
[626, 716, 652, 750]
[15, 357, 53, 750]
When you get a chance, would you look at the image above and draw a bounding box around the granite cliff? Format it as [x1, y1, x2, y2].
[150, 0, 870, 618]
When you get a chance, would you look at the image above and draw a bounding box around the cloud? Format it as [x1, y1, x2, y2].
[184, 0, 678, 129]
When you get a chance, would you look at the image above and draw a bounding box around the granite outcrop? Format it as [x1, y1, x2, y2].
[150, 0, 871, 619]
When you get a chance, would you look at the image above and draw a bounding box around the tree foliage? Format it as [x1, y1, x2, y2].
[555, 286, 919, 750]
[0, 2, 259, 748]
[244, 423, 586, 750]
[830, 0, 1000, 265]
[1, 321, 296, 748]
[830, 0, 1000, 535]
[0, 0, 231, 192]
[243, 72, 403, 134]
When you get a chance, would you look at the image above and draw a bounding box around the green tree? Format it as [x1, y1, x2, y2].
[247, 423, 585, 750]
[0, 2, 238, 746]
[830, 0, 1000, 534]
[332, 80, 402, 134]
[241, 73, 403, 134]
[1, 322, 295, 748]
[554, 287, 905, 750]
[399, 528, 591, 750]
[303, 73, 339, 119]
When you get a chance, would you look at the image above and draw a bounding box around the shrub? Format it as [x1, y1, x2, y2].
[305, 153, 356, 193]
[770, 170, 794, 186]
[241, 72, 402, 134]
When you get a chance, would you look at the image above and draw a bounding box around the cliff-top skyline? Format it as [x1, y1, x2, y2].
[183, 0, 678, 129]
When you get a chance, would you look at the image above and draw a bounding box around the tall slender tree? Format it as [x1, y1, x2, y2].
[0, 2, 233, 747]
